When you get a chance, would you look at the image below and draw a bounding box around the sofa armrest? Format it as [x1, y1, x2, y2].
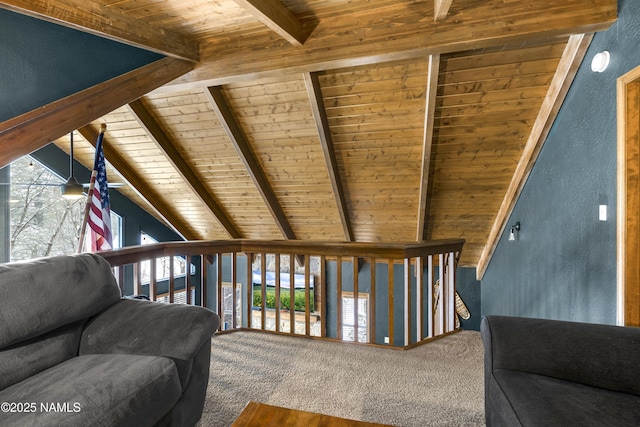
[79, 299, 219, 361]
[481, 315, 640, 395]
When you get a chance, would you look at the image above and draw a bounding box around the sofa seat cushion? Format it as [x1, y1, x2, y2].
[0, 354, 182, 427]
[493, 369, 640, 427]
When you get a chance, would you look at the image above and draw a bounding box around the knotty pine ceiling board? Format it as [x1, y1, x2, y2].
[318, 59, 430, 242]
[104, 0, 257, 39]
[221, 74, 346, 241]
[14, 0, 617, 275]
[141, 89, 282, 240]
[91, 106, 224, 240]
[427, 41, 568, 266]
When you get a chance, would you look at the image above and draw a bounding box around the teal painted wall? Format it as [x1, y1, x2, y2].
[0, 8, 161, 122]
[1, 8, 170, 244]
[481, 0, 640, 324]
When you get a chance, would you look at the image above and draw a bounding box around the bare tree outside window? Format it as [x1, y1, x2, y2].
[9, 156, 120, 261]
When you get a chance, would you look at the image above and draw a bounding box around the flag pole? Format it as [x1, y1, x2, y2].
[77, 124, 106, 253]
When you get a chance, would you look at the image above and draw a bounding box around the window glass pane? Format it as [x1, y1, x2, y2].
[140, 232, 192, 284]
[342, 294, 368, 343]
[10, 156, 84, 260]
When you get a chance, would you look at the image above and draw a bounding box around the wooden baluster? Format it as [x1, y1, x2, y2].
[150, 258, 157, 301]
[416, 256, 423, 342]
[369, 257, 376, 344]
[290, 254, 295, 334]
[232, 252, 237, 329]
[427, 255, 433, 338]
[217, 253, 223, 321]
[387, 259, 394, 346]
[404, 258, 410, 347]
[320, 255, 327, 338]
[336, 256, 343, 340]
[169, 256, 175, 304]
[201, 255, 208, 309]
[353, 256, 359, 342]
[305, 254, 311, 336]
[261, 253, 267, 331]
[438, 253, 445, 336]
[116, 266, 125, 295]
[246, 253, 253, 329]
[447, 251, 456, 332]
[134, 262, 141, 297]
[186, 255, 192, 305]
[275, 254, 280, 332]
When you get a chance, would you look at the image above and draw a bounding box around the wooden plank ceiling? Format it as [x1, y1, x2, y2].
[0, 0, 617, 277]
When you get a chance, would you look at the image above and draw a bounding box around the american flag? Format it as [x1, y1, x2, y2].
[88, 132, 112, 251]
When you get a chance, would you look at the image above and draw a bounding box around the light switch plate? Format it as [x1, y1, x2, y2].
[599, 205, 607, 221]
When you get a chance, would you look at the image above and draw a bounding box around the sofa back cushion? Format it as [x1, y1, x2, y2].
[0, 254, 121, 349]
[482, 316, 640, 396]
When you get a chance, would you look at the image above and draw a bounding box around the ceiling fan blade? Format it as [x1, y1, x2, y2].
[81, 182, 125, 188]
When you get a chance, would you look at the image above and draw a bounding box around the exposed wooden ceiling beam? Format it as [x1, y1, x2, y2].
[128, 99, 242, 239]
[168, 0, 615, 89]
[434, 0, 453, 22]
[303, 72, 354, 242]
[417, 54, 440, 241]
[476, 33, 594, 280]
[0, 0, 199, 62]
[205, 86, 298, 241]
[77, 124, 198, 241]
[233, 0, 311, 46]
[0, 57, 193, 169]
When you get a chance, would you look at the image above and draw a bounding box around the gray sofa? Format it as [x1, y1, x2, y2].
[481, 315, 640, 426]
[0, 253, 220, 427]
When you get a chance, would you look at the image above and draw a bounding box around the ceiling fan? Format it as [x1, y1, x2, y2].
[1, 131, 123, 198]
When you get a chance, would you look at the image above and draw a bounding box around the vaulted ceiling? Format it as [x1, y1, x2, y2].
[0, 0, 617, 278]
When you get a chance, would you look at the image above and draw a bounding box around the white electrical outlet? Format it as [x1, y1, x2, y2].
[384, 337, 390, 344]
[599, 205, 607, 221]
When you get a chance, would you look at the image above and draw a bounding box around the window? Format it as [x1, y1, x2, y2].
[8, 155, 121, 261]
[342, 293, 369, 343]
[80, 211, 122, 252]
[221, 282, 242, 330]
[156, 288, 196, 305]
[139, 232, 193, 284]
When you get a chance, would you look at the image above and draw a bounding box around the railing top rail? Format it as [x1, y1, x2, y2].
[97, 238, 465, 266]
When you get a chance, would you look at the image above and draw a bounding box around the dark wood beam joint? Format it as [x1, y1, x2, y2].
[434, 0, 453, 22]
[233, 0, 312, 46]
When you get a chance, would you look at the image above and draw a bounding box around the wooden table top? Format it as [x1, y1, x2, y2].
[231, 401, 395, 427]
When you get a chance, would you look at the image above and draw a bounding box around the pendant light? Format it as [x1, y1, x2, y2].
[61, 131, 84, 199]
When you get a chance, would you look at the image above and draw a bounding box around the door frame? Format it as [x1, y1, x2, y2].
[617, 65, 640, 326]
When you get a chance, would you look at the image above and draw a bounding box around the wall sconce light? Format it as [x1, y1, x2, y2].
[591, 51, 610, 73]
[508, 222, 520, 241]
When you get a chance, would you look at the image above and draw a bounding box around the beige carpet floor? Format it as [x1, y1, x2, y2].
[197, 330, 485, 427]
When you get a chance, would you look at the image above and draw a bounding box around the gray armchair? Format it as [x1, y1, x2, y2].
[481, 315, 640, 426]
[0, 253, 219, 427]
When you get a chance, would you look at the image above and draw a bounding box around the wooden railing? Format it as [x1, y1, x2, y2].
[98, 239, 464, 349]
